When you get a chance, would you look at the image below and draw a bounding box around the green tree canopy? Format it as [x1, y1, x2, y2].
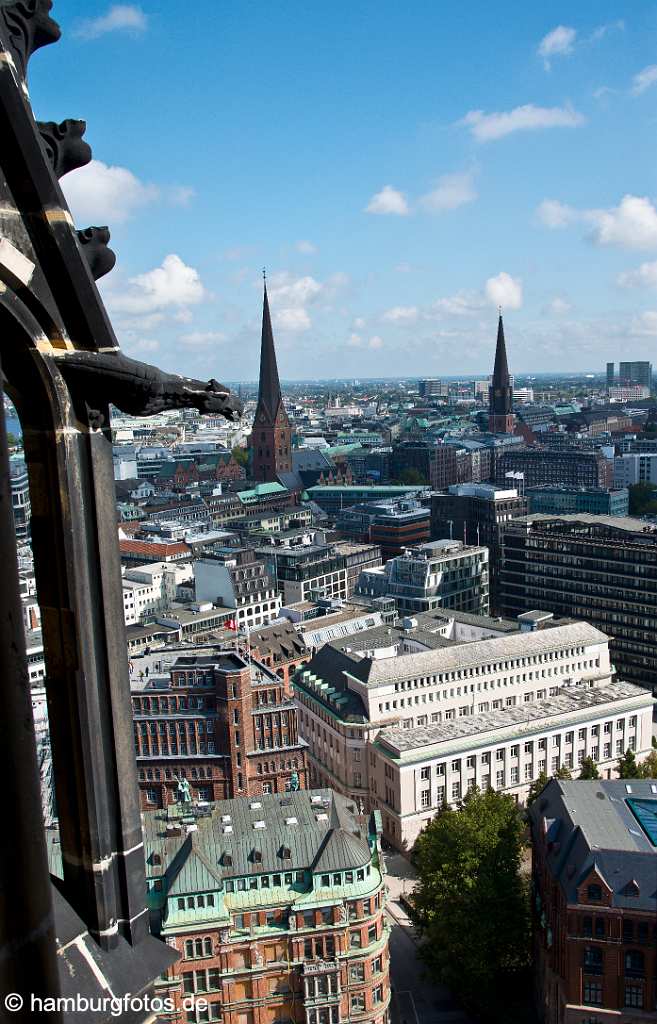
[411, 787, 530, 1019]
[578, 757, 600, 780]
[393, 467, 428, 485]
[554, 765, 572, 780]
[628, 482, 657, 516]
[638, 750, 657, 778]
[526, 771, 549, 805]
[231, 446, 249, 467]
[617, 748, 640, 779]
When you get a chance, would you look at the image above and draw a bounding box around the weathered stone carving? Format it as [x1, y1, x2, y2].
[38, 118, 91, 177]
[76, 226, 116, 280]
[0, 0, 60, 78]
[55, 349, 243, 421]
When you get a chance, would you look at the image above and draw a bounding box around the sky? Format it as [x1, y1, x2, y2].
[26, 2, 657, 381]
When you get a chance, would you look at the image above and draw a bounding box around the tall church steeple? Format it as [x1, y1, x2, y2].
[488, 312, 515, 434]
[249, 282, 292, 482]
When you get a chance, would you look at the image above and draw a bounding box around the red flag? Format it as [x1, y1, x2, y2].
[226, 619, 237, 631]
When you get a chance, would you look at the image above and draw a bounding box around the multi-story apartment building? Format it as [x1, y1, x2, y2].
[293, 614, 655, 848]
[613, 452, 657, 487]
[144, 790, 391, 1024]
[132, 651, 308, 809]
[495, 449, 613, 490]
[418, 378, 449, 399]
[530, 778, 657, 1024]
[526, 486, 629, 518]
[499, 515, 657, 692]
[333, 542, 383, 596]
[356, 539, 489, 617]
[122, 560, 193, 625]
[194, 548, 282, 630]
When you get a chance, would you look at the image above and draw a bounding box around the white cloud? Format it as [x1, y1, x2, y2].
[295, 240, 317, 254]
[431, 290, 484, 316]
[538, 25, 576, 69]
[62, 159, 158, 223]
[485, 272, 523, 310]
[122, 337, 159, 355]
[631, 311, 657, 336]
[461, 103, 584, 142]
[368, 336, 384, 350]
[179, 331, 226, 347]
[168, 186, 196, 207]
[382, 306, 419, 323]
[365, 185, 409, 215]
[593, 85, 616, 100]
[267, 273, 323, 307]
[274, 308, 311, 332]
[546, 296, 572, 315]
[631, 65, 657, 96]
[109, 255, 206, 315]
[536, 198, 577, 228]
[618, 260, 657, 289]
[74, 5, 147, 40]
[419, 171, 477, 213]
[587, 195, 657, 250]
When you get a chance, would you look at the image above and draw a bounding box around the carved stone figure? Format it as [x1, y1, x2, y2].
[177, 777, 191, 804]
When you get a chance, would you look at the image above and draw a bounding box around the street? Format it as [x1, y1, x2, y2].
[384, 853, 474, 1024]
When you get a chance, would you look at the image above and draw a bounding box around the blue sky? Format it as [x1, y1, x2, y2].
[28, 2, 657, 381]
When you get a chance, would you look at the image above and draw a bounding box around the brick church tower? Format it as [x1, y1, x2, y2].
[488, 313, 516, 434]
[249, 284, 292, 482]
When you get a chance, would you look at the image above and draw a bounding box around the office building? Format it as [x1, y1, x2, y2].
[9, 453, 30, 542]
[249, 284, 293, 483]
[526, 486, 629, 518]
[305, 485, 426, 517]
[259, 543, 350, 605]
[608, 385, 650, 402]
[606, 361, 615, 388]
[614, 453, 657, 488]
[530, 779, 657, 1023]
[356, 539, 489, 616]
[418, 378, 449, 399]
[495, 449, 613, 489]
[45, 791, 391, 1024]
[336, 497, 431, 558]
[294, 613, 654, 849]
[499, 515, 657, 692]
[132, 651, 308, 808]
[619, 360, 652, 388]
[194, 549, 282, 630]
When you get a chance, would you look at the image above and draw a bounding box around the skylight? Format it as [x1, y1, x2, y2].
[626, 798, 657, 847]
[253, 820, 266, 829]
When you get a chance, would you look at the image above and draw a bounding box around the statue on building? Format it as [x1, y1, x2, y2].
[177, 776, 192, 805]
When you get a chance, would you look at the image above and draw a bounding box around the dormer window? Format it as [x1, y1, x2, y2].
[587, 884, 602, 902]
[279, 845, 292, 860]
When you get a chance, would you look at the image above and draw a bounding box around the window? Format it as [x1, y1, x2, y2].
[451, 759, 461, 772]
[420, 789, 430, 808]
[624, 984, 643, 1009]
[420, 766, 430, 780]
[351, 995, 365, 1013]
[350, 963, 365, 983]
[583, 947, 603, 975]
[587, 884, 602, 902]
[350, 931, 362, 949]
[583, 981, 602, 1006]
[581, 916, 592, 938]
[625, 950, 645, 978]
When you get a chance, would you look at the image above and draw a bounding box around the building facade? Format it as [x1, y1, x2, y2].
[336, 498, 431, 559]
[249, 285, 292, 484]
[194, 549, 282, 630]
[530, 778, 657, 1024]
[146, 790, 391, 1024]
[293, 615, 655, 849]
[613, 453, 657, 488]
[499, 515, 657, 693]
[526, 486, 629, 518]
[132, 651, 308, 809]
[356, 539, 490, 617]
[495, 449, 613, 490]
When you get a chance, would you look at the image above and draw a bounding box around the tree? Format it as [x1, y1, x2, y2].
[6, 432, 19, 447]
[231, 446, 248, 468]
[578, 757, 600, 780]
[411, 787, 530, 1020]
[638, 750, 657, 778]
[526, 771, 549, 805]
[554, 765, 572, 780]
[393, 467, 428, 486]
[628, 482, 657, 516]
[617, 749, 640, 779]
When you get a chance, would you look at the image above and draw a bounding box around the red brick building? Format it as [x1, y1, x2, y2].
[530, 778, 657, 1023]
[249, 284, 292, 485]
[146, 790, 391, 1024]
[132, 652, 308, 809]
[248, 619, 309, 686]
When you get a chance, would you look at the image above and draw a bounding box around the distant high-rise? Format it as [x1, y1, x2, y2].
[488, 314, 515, 434]
[249, 283, 292, 483]
[619, 360, 652, 389]
[606, 361, 615, 387]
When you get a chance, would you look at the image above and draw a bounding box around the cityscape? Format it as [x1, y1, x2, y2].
[1, 4, 656, 1024]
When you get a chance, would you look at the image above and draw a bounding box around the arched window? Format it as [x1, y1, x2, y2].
[203, 937, 213, 957]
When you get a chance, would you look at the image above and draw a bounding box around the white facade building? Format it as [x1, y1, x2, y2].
[122, 561, 193, 626]
[613, 452, 657, 487]
[293, 612, 655, 850]
[194, 553, 281, 630]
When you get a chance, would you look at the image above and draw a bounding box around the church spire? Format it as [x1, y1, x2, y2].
[488, 311, 515, 433]
[255, 281, 283, 423]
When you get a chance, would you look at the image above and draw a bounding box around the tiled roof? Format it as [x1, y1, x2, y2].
[119, 540, 190, 558]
